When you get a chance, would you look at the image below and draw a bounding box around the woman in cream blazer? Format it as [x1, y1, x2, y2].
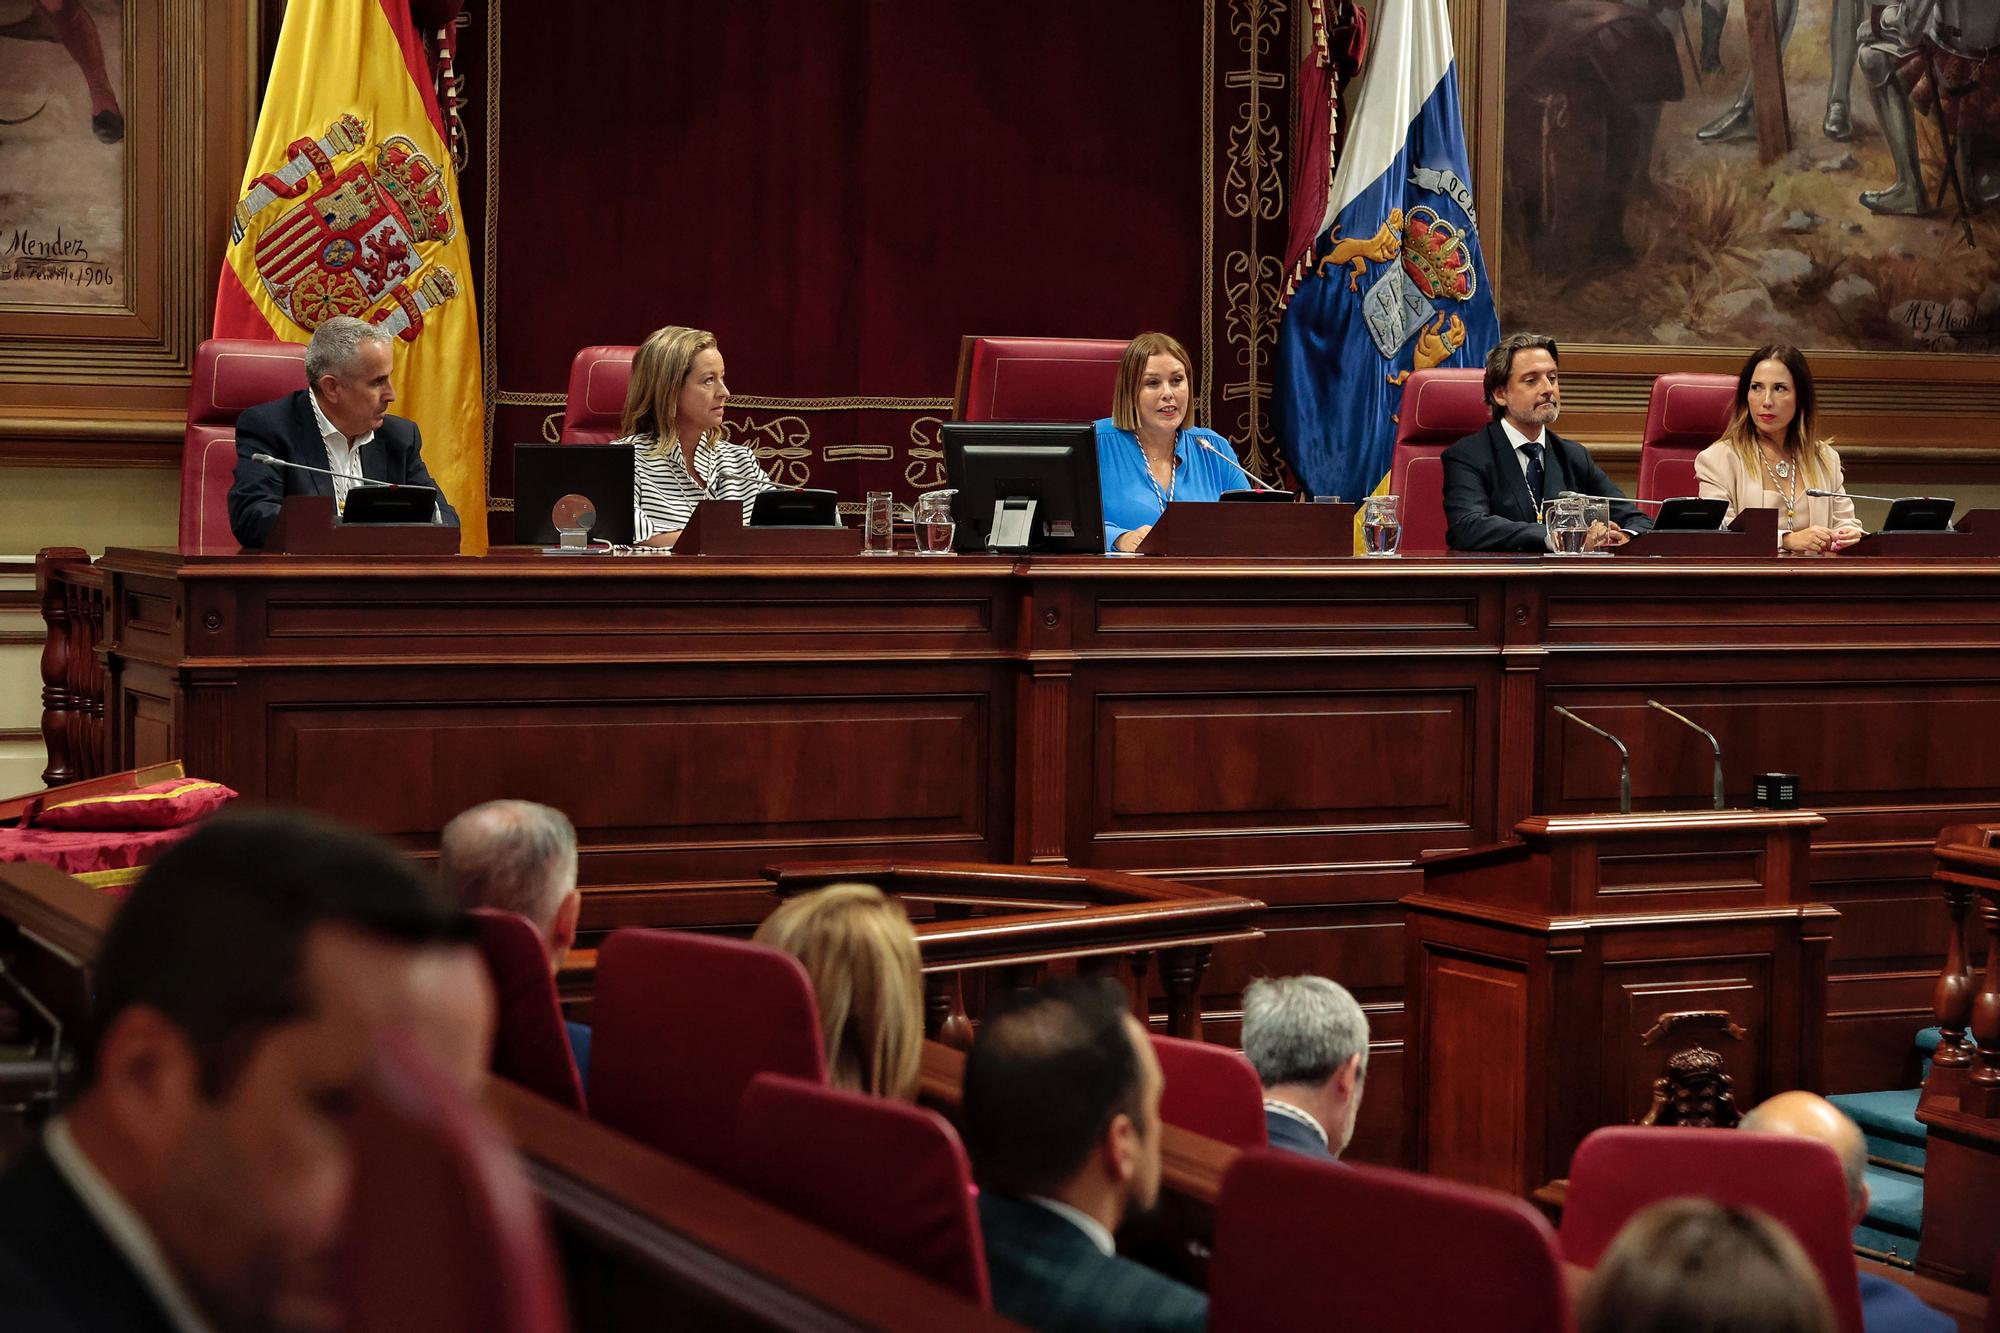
[1693, 344, 1861, 554]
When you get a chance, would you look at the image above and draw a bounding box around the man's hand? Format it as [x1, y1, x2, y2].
[1583, 521, 1630, 551]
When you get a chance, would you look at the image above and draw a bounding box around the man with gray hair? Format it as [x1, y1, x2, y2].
[1241, 974, 1369, 1160]
[439, 799, 589, 1075]
[228, 314, 459, 548]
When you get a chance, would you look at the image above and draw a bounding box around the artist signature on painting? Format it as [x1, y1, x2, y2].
[0, 226, 116, 289]
[1895, 299, 2000, 353]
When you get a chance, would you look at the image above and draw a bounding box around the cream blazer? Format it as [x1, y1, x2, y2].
[1693, 440, 1859, 535]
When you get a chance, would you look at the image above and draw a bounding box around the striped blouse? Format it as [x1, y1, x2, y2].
[614, 432, 781, 540]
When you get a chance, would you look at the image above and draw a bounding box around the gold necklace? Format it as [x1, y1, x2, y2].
[1757, 448, 1800, 522]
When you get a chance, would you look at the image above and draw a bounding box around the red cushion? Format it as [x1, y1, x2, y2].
[1210, 1150, 1572, 1332]
[736, 1072, 990, 1306]
[1638, 373, 1735, 503]
[1150, 1035, 1268, 1148]
[0, 825, 194, 882]
[32, 777, 236, 831]
[558, 346, 637, 444]
[1392, 367, 1489, 448]
[1560, 1126, 1865, 1333]
[468, 909, 585, 1113]
[181, 339, 309, 551]
[954, 336, 1127, 422]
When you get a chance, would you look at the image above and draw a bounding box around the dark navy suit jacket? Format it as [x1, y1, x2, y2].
[229, 388, 459, 548]
[0, 1141, 178, 1332]
[1441, 420, 1650, 552]
[1263, 1105, 1335, 1159]
[977, 1192, 1207, 1333]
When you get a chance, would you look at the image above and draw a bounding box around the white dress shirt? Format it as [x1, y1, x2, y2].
[1499, 417, 1563, 551]
[1025, 1195, 1117, 1257]
[306, 390, 372, 512]
[44, 1119, 217, 1333]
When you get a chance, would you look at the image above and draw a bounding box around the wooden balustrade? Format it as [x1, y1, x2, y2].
[768, 860, 1265, 1047]
[35, 551, 105, 788]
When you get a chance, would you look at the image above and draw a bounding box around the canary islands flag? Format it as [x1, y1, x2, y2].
[214, 0, 487, 552]
[1274, 0, 1497, 506]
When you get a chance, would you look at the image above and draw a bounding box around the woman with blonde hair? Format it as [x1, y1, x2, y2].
[1693, 344, 1861, 554]
[612, 325, 777, 546]
[1095, 331, 1254, 552]
[752, 883, 925, 1101]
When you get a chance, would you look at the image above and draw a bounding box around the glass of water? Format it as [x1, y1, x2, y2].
[915, 489, 956, 555]
[1584, 498, 1612, 554]
[863, 491, 895, 555]
[1362, 494, 1402, 557]
[1546, 495, 1589, 555]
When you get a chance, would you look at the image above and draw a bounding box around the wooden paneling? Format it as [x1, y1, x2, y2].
[1423, 951, 1529, 1193]
[1600, 954, 1770, 1123]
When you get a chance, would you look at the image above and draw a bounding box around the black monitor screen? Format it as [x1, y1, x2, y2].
[942, 422, 1104, 554]
[513, 443, 637, 545]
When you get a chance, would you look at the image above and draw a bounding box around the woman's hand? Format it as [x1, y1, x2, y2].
[639, 529, 682, 549]
[1114, 525, 1152, 553]
[1828, 525, 1864, 551]
[1782, 525, 1837, 554]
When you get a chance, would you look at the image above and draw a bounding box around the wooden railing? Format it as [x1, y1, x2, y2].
[1918, 825, 2000, 1293]
[769, 860, 1265, 1048]
[35, 550, 105, 787]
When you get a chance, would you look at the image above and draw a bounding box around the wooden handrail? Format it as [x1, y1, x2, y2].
[35, 551, 105, 788]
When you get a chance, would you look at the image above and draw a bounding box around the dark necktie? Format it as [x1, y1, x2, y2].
[1522, 441, 1545, 505]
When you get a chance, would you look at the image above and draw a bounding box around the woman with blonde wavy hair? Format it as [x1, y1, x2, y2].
[612, 325, 777, 546]
[752, 883, 925, 1101]
[1693, 344, 1861, 555]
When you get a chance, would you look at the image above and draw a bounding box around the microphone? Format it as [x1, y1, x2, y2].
[1196, 437, 1284, 493]
[1558, 490, 1663, 508]
[1805, 487, 1932, 504]
[250, 452, 395, 488]
[1555, 706, 1631, 815]
[1647, 699, 1724, 811]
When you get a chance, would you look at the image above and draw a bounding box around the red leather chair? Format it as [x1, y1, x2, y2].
[1209, 1149, 1571, 1333]
[1389, 368, 1488, 554]
[1638, 372, 1735, 502]
[1561, 1125, 1865, 1333]
[952, 335, 1127, 421]
[467, 908, 585, 1113]
[180, 338, 309, 550]
[557, 345, 638, 443]
[734, 1072, 990, 1305]
[341, 1035, 570, 1333]
[588, 928, 826, 1178]
[1149, 1035, 1268, 1148]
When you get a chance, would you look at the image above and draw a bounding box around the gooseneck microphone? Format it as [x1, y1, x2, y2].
[250, 452, 395, 488]
[1647, 699, 1725, 811]
[1554, 706, 1631, 815]
[1804, 488, 1932, 504]
[1196, 437, 1283, 493]
[1557, 490, 1667, 508]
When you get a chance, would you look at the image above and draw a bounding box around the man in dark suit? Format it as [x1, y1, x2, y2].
[228, 315, 460, 549]
[0, 811, 492, 1333]
[961, 978, 1206, 1333]
[1242, 974, 1369, 1160]
[1441, 331, 1650, 552]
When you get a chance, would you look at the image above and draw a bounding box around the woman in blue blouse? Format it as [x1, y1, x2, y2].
[1096, 332, 1249, 551]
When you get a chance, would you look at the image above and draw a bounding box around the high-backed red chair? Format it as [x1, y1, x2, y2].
[180, 338, 309, 550]
[1561, 1125, 1865, 1333]
[1389, 368, 1488, 554]
[467, 908, 585, 1113]
[1638, 372, 1735, 502]
[735, 1072, 990, 1305]
[953, 335, 1127, 421]
[588, 928, 826, 1178]
[1149, 1035, 1267, 1148]
[557, 345, 638, 443]
[341, 1035, 570, 1333]
[1209, 1150, 1571, 1333]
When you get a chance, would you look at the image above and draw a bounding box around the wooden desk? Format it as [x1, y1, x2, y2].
[40, 548, 2000, 1164]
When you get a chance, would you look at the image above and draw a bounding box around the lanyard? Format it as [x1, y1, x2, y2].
[1135, 432, 1179, 510]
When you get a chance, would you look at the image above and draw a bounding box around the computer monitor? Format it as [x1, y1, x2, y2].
[750, 488, 841, 527]
[942, 422, 1104, 554]
[513, 443, 636, 545]
[1881, 497, 1954, 532]
[342, 485, 439, 525]
[1652, 497, 1727, 531]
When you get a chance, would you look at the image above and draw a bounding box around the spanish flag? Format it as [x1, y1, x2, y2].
[214, 0, 487, 553]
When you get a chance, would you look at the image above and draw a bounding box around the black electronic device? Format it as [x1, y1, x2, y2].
[341, 485, 439, 525]
[942, 422, 1105, 554]
[512, 443, 637, 545]
[1651, 497, 1728, 531]
[749, 488, 841, 527]
[1881, 497, 1955, 532]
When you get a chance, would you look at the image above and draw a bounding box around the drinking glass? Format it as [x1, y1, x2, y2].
[1584, 498, 1612, 554]
[1361, 494, 1402, 557]
[863, 491, 895, 555]
[915, 489, 957, 555]
[1546, 495, 1589, 555]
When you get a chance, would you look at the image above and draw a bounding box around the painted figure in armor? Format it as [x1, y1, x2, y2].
[1692, 0, 1864, 141]
[1858, 0, 2000, 215]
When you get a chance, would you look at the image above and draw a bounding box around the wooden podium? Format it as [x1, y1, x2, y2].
[1138, 500, 1356, 557]
[1613, 506, 1778, 558]
[1839, 509, 2000, 558]
[675, 499, 863, 556]
[265, 495, 461, 555]
[1403, 808, 1833, 1196]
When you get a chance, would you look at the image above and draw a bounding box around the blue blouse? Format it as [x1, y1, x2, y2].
[1094, 418, 1246, 550]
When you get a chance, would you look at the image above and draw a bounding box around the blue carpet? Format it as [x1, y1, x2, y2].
[1830, 1088, 1927, 1171]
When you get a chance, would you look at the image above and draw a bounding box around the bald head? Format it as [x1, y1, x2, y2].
[1739, 1090, 1867, 1219]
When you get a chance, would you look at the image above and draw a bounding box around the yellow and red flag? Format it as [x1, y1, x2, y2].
[215, 0, 486, 552]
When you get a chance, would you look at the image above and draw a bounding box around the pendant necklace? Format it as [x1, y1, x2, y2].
[1136, 432, 1178, 510]
[1759, 449, 1799, 523]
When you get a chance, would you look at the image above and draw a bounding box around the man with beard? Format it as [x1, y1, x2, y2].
[0, 810, 493, 1333]
[960, 978, 1205, 1333]
[1442, 332, 1651, 552]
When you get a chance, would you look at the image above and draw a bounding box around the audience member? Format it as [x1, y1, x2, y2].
[438, 799, 591, 1082]
[1577, 1197, 1835, 1333]
[751, 883, 923, 1101]
[960, 977, 1206, 1333]
[1740, 1091, 1952, 1333]
[1240, 974, 1369, 1159]
[0, 810, 492, 1333]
